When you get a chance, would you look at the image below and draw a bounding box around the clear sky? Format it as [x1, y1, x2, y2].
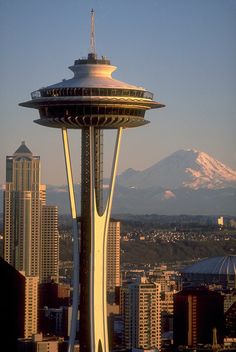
[0, 0, 235, 185]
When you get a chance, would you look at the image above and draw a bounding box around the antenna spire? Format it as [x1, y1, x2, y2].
[90, 9, 96, 54]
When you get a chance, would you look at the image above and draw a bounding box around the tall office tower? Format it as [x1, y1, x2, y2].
[41, 205, 59, 283]
[20, 10, 164, 351]
[23, 274, 39, 338]
[107, 220, 121, 303]
[121, 278, 161, 350]
[40, 184, 47, 205]
[4, 142, 41, 277]
[173, 288, 224, 348]
[3, 142, 59, 283]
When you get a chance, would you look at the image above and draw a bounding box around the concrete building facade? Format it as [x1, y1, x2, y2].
[23, 274, 39, 338]
[4, 142, 41, 277]
[121, 279, 161, 350]
[107, 220, 121, 302]
[41, 205, 59, 283]
[4, 142, 59, 283]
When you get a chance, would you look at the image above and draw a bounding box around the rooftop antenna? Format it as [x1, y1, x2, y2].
[90, 9, 96, 54]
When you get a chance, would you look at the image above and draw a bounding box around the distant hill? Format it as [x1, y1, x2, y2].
[111, 185, 236, 215]
[121, 238, 236, 265]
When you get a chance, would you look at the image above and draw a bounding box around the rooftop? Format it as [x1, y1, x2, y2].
[181, 255, 236, 276]
[14, 141, 32, 155]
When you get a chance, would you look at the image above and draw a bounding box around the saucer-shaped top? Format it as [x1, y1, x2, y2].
[19, 54, 165, 129]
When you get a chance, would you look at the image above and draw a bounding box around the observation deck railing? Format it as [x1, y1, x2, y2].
[31, 88, 153, 100]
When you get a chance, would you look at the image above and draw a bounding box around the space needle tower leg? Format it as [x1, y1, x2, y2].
[61, 127, 80, 352]
[89, 126, 123, 352]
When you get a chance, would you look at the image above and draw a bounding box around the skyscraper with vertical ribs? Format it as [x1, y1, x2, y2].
[19, 10, 165, 352]
[107, 220, 121, 303]
[4, 142, 42, 277]
[121, 279, 162, 350]
[3, 142, 59, 283]
[41, 205, 59, 283]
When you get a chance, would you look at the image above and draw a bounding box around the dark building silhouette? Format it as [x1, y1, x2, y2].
[108, 313, 123, 351]
[174, 288, 224, 348]
[225, 301, 236, 337]
[38, 282, 71, 337]
[39, 306, 71, 338]
[39, 282, 71, 309]
[0, 258, 25, 351]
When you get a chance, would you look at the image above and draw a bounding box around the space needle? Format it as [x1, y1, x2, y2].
[20, 10, 165, 352]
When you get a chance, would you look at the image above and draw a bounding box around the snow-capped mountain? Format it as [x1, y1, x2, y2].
[117, 149, 236, 190]
[1, 150, 235, 215]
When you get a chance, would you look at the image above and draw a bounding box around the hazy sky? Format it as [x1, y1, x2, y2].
[0, 0, 236, 185]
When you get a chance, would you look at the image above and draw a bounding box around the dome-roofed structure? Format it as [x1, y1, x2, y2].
[181, 255, 236, 289]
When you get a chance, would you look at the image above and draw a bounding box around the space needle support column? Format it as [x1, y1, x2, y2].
[89, 126, 123, 352]
[61, 127, 79, 352]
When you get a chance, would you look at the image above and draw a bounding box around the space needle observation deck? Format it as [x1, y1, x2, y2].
[21, 52, 164, 129]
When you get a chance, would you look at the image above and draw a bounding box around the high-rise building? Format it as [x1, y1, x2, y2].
[4, 142, 41, 277]
[20, 10, 164, 351]
[23, 273, 39, 338]
[173, 288, 224, 348]
[107, 220, 121, 302]
[41, 205, 59, 283]
[121, 278, 161, 350]
[3, 142, 59, 283]
[3, 142, 59, 343]
[151, 268, 179, 336]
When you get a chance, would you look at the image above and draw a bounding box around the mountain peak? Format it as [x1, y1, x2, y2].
[117, 149, 236, 190]
[174, 148, 199, 154]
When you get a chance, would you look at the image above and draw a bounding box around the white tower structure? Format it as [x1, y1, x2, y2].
[20, 10, 165, 352]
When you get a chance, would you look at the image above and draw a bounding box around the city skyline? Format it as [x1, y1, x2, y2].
[1, 0, 236, 185]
